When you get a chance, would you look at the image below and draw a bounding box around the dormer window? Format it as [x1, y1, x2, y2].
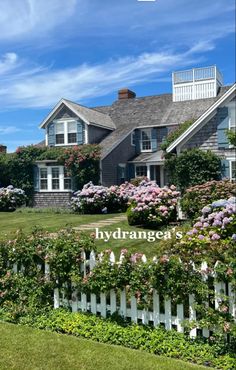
[141, 129, 152, 151]
[53, 119, 79, 146]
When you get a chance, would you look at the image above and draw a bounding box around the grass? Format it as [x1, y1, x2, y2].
[0, 210, 119, 240]
[0, 209, 189, 258]
[0, 322, 209, 370]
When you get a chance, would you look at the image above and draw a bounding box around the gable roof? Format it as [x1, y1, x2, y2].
[97, 85, 231, 159]
[166, 83, 236, 153]
[39, 98, 115, 130]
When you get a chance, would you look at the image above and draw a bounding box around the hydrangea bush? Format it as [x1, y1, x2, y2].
[181, 179, 236, 219]
[70, 181, 135, 214]
[0, 185, 26, 212]
[171, 197, 236, 265]
[127, 180, 180, 227]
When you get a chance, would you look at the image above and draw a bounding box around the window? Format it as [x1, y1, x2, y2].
[56, 122, 65, 144]
[37, 166, 72, 191]
[229, 105, 236, 131]
[52, 167, 60, 190]
[141, 129, 151, 151]
[64, 168, 72, 190]
[131, 131, 135, 146]
[135, 165, 147, 177]
[230, 161, 236, 180]
[40, 168, 48, 190]
[68, 121, 77, 144]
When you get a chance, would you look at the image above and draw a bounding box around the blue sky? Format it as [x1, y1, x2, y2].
[0, 0, 235, 152]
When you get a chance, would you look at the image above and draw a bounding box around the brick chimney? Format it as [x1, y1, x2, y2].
[118, 88, 136, 100]
[0, 145, 7, 154]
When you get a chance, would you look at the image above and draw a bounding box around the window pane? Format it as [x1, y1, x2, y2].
[136, 166, 147, 177]
[141, 130, 151, 150]
[232, 161, 236, 179]
[52, 179, 60, 190]
[68, 121, 77, 133]
[64, 178, 72, 190]
[40, 168, 47, 178]
[230, 107, 236, 128]
[68, 132, 77, 143]
[56, 134, 65, 144]
[56, 122, 64, 134]
[52, 168, 59, 178]
[40, 179, 48, 190]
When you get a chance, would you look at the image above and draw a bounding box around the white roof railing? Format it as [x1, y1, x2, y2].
[172, 66, 223, 102]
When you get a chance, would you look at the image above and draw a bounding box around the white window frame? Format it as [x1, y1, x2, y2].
[228, 102, 236, 131]
[135, 165, 147, 177]
[54, 119, 79, 146]
[229, 159, 236, 181]
[37, 165, 73, 192]
[131, 131, 136, 146]
[140, 129, 152, 152]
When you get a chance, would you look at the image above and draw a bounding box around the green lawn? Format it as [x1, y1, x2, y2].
[0, 322, 209, 370]
[0, 210, 186, 257]
[0, 211, 118, 240]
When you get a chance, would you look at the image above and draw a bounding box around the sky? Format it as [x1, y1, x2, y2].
[0, 0, 235, 152]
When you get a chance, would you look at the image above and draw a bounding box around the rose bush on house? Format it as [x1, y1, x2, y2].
[0, 185, 26, 211]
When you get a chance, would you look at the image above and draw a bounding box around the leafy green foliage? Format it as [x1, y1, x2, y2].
[181, 180, 236, 219]
[161, 120, 195, 151]
[0, 144, 101, 203]
[6, 309, 235, 370]
[226, 129, 236, 147]
[164, 149, 221, 191]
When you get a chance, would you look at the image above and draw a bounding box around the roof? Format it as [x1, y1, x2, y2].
[97, 85, 232, 159]
[166, 83, 236, 153]
[39, 99, 115, 131]
[129, 150, 164, 164]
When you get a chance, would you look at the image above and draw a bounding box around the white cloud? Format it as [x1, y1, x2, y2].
[0, 0, 77, 40]
[0, 43, 211, 109]
[0, 126, 22, 134]
[0, 53, 19, 75]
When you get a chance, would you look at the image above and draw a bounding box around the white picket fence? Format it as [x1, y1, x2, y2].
[13, 250, 236, 338]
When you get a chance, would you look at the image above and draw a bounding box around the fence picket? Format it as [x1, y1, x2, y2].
[229, 284, 236, 320]
[71, 285, 78, 312]
[131, 296, 138, 323]
[120, 289, 127, 317]
[153, 289, 160, 327]
[89, 251, 96, 270]
[189, 294, 197, 338]
[177, 304, 184, 333]
[110, 289, 117, 314]
[164, 298, 172, 330]
[90, 293, 97, 314]
[81, 293, 87, 312]
[54, 288, 60, 309]
[100, 293, 106, 318]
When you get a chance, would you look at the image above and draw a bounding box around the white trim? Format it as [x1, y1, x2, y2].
[226, 158, 236, 180]
[166, 84, 236, 153]
[131, 130, 135, 146]
[54, 119, 79, 146]
[39, 99, 114, 131]
[37, 164, 73, 192]
[140, 128, 152, 152]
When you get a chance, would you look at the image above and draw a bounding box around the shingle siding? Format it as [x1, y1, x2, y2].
[88, 125, 111, 144]
[101, 133, 136, 186]
[33, 192, 72, 208]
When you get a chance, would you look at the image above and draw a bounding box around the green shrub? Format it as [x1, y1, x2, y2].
[181, 180, 236, 219]
[164, 149, 221, 191]
[161, 120, 195, 151]
[7, 309, 235, 370]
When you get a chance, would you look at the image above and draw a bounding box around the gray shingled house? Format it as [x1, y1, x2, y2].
[33, 66, 236, 207]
